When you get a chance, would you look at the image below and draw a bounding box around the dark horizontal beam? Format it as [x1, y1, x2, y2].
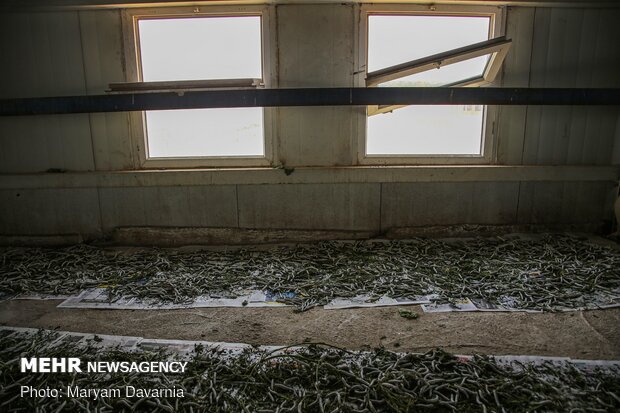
[1, 88, 619, 116]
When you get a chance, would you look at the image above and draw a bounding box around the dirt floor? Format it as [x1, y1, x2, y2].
[1, 299, 618, 360]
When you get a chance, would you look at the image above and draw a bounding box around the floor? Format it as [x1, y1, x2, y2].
[1, 299, 618, 360]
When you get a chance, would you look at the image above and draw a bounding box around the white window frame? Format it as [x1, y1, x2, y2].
[356, 4, 506, 165]
[121, 6, 276, 169]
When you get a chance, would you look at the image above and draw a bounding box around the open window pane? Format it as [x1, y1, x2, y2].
[138, 16, 262, 81]
[366, 14, 490, 156]
[146, 108, 264, 158]
[367, 105, 483, 155]
[378, 56, 489, 87]
[368, 15, 490, 73]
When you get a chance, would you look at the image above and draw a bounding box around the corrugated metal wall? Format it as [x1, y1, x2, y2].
[0, 4, 618, 239]
[498, 7, 620, 165]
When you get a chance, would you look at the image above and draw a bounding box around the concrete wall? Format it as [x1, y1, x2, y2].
[0, 3, 619, 241]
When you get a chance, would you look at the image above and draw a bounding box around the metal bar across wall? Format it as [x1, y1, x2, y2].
[1, 88, 619, 116]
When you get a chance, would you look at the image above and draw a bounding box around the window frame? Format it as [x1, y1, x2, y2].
[356, 4, 506, 165]
[367, 36, 511, 116]
[121, 5, 276, 169]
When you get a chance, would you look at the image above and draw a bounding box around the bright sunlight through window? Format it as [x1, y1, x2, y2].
[366, 15, 492, 156]
[138, 16, 264, 158]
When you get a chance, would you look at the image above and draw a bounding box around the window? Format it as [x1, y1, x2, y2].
[120, 7, 274, 167]
[359, 6, 508, 163]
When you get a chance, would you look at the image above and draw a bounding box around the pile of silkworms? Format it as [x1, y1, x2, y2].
[1, 234, 619, 311]
[1, 329, 619, 412]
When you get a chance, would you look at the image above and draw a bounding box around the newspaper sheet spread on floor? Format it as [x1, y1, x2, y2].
[2, 234, 619, 312]
[52, 288, 620, 312]
[2, 326, 619, 413]
[2, 326, 619, 369]
[56, 288, 290, 309]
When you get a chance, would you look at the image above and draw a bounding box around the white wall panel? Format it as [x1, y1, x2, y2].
[0, 115, 94, 173]
[0, 12, 95, 173]
[497, 7, 535, 165]
[381, 182, 520, 230]
[612, 115, 620, 165]
[99, 186, 239, 231]
[522, 8, 620, 166]
[0, 188, 101, 236]
[237, 183, 381, 230]
[0, 12, 86, 99]
[79, 10, 135, 171]
[276, 4, 356, 167]
[517, 181, 615, 225]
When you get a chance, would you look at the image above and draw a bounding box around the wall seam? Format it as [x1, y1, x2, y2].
[77, 11, 105, 237]
[521, 7, 538, 165]
[235, 184, 240, 228]
[515, 181, 522, 225]
[95, 186, 105, 238]
[378, 182, 383, 234]
[76, 11, 98, 172]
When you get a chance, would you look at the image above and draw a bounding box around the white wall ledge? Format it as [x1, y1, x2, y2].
[0, 165, 618, 189]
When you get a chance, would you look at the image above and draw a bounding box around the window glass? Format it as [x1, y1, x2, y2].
[145, 108, 264, 157]
[367, 15, 490, 72]
[367, 15, 490, 156]
[367, 105, 483, 155]
[138, 16, 264, 158]
[377, 57, 490, 87]
[139, 16, 262, 81]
